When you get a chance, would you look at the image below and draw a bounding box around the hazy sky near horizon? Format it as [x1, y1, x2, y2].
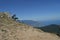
[0, 0, 60, 21]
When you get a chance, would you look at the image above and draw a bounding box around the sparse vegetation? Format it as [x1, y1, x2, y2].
[0, 12, 60, 40]
[35, 24, 60, 37]
[12, 14, 18, 21]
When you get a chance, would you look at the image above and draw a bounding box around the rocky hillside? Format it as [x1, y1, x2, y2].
[35, 24, 60, 37]
[0, 12, 60, 40]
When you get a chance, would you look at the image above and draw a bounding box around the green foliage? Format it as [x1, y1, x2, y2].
[35, 24, 60, 37]
[12, 14, 18, 21]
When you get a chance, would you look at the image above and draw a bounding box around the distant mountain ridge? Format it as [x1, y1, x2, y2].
[35, 24, 60, 37]
[40, 20, 60, 26]
[20, 20, 60, 27]
[20, 20, 41, 27]
[20, 20, 60, 37]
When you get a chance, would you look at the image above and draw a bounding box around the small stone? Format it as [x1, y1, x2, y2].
[0, 16, 3, 18]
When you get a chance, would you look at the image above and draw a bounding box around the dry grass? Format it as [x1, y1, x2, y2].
[0, 13, 60, 40]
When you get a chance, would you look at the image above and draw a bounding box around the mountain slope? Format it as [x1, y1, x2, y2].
[35, 24, 60, 36]
[0, 12, 60, 40]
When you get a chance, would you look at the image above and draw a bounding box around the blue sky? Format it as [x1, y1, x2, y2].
[0, 0, 60, 21]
